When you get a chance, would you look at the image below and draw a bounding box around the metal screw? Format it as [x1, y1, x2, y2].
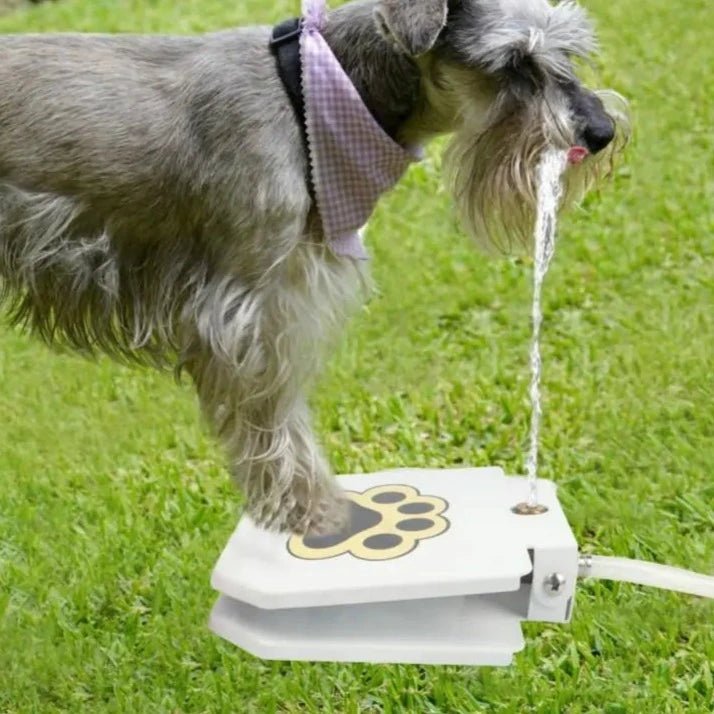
[543, 572, 567, 596]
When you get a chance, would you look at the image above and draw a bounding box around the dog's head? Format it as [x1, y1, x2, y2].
[375, 0, 630, 252]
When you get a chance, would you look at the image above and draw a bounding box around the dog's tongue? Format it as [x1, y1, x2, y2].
[567, 146, 589, 164]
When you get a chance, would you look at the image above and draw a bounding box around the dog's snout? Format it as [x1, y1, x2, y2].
[583, 116, 615, 154]
[567, 85, 616, 154]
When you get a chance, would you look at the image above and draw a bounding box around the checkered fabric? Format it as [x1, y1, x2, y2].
[300, 0, 422, 259]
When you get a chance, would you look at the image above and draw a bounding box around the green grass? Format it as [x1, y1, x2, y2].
[1, 0, 712, 711]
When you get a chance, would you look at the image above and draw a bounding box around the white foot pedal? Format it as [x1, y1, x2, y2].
[209, 467, 578, 666]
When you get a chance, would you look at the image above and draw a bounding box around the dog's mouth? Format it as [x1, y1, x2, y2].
[567, 146, 589, 165]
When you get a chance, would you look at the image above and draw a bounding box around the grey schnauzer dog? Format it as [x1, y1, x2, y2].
[0, 0, 628, 534]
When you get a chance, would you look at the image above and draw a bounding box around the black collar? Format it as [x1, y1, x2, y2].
[269, 18, 306, 134]
[269, 18, 313, 196]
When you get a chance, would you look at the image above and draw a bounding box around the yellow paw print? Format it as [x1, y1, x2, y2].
[287, 484, 449, 561]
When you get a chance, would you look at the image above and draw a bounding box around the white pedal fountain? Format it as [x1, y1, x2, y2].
[210, 467, 577, 665]
[208, 150, 713, 665]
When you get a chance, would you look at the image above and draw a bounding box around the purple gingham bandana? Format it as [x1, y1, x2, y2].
[300, 0, 422, 259]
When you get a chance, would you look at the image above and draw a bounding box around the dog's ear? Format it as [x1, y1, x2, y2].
[374, 0, 448, 57]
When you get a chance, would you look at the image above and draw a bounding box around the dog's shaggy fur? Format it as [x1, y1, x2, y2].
[0, 0, 628, 533]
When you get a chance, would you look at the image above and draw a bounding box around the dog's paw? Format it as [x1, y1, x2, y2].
[250, 477, 349, 536]
[284, 487, 350, 536]
[287, 484, 449, 561]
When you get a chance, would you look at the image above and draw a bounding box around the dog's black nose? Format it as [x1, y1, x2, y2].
[583, 117, 615, 154]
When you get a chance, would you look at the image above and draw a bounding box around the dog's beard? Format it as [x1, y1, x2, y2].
[443, 89, 630, 254]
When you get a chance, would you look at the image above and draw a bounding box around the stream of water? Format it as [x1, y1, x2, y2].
[525, 149, 568, 507]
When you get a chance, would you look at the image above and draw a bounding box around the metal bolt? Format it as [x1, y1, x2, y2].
[543, 572, 567, 596]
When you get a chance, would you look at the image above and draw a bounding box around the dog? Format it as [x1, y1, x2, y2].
[0, 0, 628, 534]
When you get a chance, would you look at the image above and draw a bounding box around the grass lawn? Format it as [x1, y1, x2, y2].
[1, 0, 712, 711]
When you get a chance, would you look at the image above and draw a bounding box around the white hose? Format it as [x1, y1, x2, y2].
[578, 555, 714, 599]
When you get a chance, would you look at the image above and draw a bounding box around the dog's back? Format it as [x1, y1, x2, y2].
[0, 30, 302, 222]
[0, 28, 310, 357]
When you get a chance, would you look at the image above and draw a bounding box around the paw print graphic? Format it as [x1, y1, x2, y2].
[287, 484, 449, 561]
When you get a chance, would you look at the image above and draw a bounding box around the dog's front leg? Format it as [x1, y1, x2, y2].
[234, 396, 347, 535]
[183, 287, 349, 535]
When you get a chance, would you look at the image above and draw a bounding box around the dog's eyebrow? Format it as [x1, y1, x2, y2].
[552, 74, 581, 96]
